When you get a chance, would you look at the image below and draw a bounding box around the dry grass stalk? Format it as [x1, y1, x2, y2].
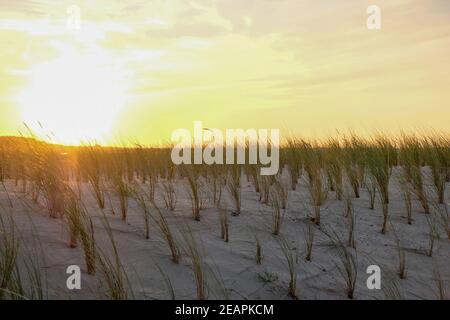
[325, 139, 344, 200]
[323, 228, 358, 299]
[303, 147, 327, 225]
[258, 175, 272, 205]
[345, 194, 356, 248]
[279, 237, 299, 300]
[270, 190, 283, 236]
[399, 135, 430, 214]
[131, 185, 151, 239]
[77, 146, 105, 209]
[400, 178, 413, 225]
[65, 189, 96, 274]
[219, 207, 229, 243]
[162, 180, 177, 211]
[366, 138, 391, 234]
[433, 261, 447, 300]
[150, 202, 180, 264]
[424, 137, 447, 204]
[182, 228, 208, 300]
[110, 164, 131, 221]
[227, 165, 242, 215]
[285, 138, 301, 191]
[391, 223, 406, 279]
[0, 205, 45, 299]
[426, 216, 439, 257]
[365, 174, 377, 210]
[185, 166, 202, 221]
[304, 222, 314, 262]
[255, 236, 262, 264]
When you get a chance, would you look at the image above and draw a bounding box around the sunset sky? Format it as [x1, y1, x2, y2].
[0, 0, 449, 145]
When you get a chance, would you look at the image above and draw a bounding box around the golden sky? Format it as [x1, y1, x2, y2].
[0, 0, 449, 145]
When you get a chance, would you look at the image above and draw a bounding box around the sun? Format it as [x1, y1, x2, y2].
[18, 50, 128, 145]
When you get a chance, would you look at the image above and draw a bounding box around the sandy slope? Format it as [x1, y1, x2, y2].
[1, 167, 449, 300]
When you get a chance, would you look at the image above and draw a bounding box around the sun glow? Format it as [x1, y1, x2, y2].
[18, 49, 129, 145]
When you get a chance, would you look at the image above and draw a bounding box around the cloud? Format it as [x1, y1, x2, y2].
[0, 0, 48, 16]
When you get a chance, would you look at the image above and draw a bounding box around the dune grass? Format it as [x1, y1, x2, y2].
[366, 137, 392, 234]
[303, 142, 328, 225]
[391, 223, 406, 279]
[96, 212, 134, 299]
[303, 222, 314, 262]
[78, 145, 106, 209]
[227, 165, 242, 216]
[0, 205, 45, 299]
[278, 236, 299, 300]
[182, 227, 208, 300]
[270, 189, 284, 236]
[219, 206, 229, 243]
[325, 138, 344, 200]
[130, 184, 151, 239]
[255, 234, 262, 265]
[426, 216, 439, 257]
[399, 176, 413, 225]
[109, 157, 132, 221]
[285, 138, 302, 191]
[0, 132, 448, 300]
[184, 166, 203, 221]
[433, 260, 447, 300]
[323, 227, 358, 299]
[150, 202, 180, 264]
[399, 135, 430, 214]
[344, 194, 356, 248]
[162, 180, 177, 211]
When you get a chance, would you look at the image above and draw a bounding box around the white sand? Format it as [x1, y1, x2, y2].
[1, 167, 449, 300]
